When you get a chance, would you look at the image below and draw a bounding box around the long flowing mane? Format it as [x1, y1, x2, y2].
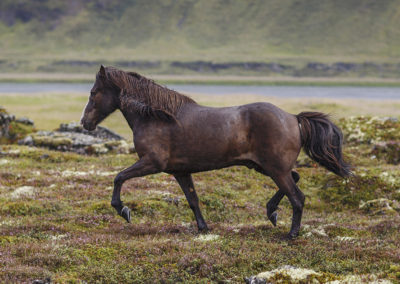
[101, 66, 196, 120]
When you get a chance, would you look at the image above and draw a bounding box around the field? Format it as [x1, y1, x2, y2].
[1, 92, 400, 283]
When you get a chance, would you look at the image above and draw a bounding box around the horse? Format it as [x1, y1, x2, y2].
[81, 65, 351, 239]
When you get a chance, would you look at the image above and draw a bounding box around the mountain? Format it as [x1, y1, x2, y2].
[0, 0, 399, 75]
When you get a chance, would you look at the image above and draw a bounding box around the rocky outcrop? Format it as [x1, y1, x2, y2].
[0, 106, 35, 144]
[19, 122, 135, 155]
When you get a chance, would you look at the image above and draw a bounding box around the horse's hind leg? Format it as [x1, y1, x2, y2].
[111, 157, 160, 223]
[266, 170, 300, 226]
[266, 190, 284, 227]
[272, 172, 305, 239]
[174, 174, 208, 232]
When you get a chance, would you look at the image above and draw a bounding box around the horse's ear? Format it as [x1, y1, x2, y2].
[99, 65, 106, 77]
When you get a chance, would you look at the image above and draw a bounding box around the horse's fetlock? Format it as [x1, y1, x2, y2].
[111, 200, 122, 208]
[266, 201, 276, 214]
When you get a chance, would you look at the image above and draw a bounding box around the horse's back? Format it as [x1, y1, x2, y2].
[162, 102, 300, 174]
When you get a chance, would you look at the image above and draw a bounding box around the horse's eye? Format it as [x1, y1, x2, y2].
[90, 91, 96, 97]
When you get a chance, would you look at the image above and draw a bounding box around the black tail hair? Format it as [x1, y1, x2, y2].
[296, 112, 351, 177]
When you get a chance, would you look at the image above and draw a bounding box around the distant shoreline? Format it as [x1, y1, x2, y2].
[0, 73, 400, 87]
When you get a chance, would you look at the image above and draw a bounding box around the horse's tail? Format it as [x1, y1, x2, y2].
[296, 112, 351, 178]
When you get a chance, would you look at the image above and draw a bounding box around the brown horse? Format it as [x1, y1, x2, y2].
[81, 65, 351, 239]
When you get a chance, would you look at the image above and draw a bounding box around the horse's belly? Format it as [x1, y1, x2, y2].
[166, 135, 252, 173]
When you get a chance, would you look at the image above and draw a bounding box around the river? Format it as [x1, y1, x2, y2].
[0, 83, 399, 100]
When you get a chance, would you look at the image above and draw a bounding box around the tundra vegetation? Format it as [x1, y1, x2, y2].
[0, 95, 400, 283]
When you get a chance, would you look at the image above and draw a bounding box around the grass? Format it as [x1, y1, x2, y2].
[1, 93, 400, 282]
[2, 92, 400, 139]
[1, 73, 400, 86]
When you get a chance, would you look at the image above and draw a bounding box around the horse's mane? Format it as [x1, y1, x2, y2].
[101, 66, 196, 121]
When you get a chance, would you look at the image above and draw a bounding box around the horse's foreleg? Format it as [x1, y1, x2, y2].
[273, 172, 305, 239]
[174, 174, 208, 232]
[266, 170, 300, 226]
[112, 158, 160, 223]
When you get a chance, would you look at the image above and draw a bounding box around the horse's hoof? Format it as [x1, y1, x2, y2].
[198, 227, 209, 233]
[268, 211, 278, 227]
[121, 206, 131, 223]
[286, 231, 299, 240]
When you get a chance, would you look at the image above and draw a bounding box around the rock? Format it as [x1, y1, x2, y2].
[86, 143, 109, 155]
[371, 141, 400, 164]
[15, 117, 34, 126]
[32, 135, 73, 148]
[11, 186, 36, 199]
[0, 107, 35, 144]
[194, 234, 220, 242]
[32, 278, 51, 284]
[18, 135, 33, 146]
[244, 276, 266, 284]
[58, 122, 124, 141]
[359, 198, 399, 215]
[247, 266, 321, 283]
[18, 122, 135, 155]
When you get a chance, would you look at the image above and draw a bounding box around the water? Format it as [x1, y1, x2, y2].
[0, 83, 399, 100]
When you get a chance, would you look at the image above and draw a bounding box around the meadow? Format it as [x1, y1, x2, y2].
[1, 92, 400, 283]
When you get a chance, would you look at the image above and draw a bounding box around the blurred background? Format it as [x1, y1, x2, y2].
[1, 0, 399, 78]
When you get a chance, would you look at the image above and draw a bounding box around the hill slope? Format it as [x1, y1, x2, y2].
[0, 0, 399, 74]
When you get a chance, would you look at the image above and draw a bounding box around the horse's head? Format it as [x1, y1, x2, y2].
[81, 65, 119, 131]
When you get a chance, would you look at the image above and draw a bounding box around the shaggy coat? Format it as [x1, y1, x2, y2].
[81, 66, 350, 239]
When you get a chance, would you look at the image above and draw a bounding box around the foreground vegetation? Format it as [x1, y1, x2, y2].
[1, 94, 400, 283]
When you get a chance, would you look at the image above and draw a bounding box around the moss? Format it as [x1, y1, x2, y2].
[0, 236, 19, 245]
[16, 146, 84, 163]
[1, 201, 60, 216]
[318, 173, 391, 210]
[86, 143, 109, 155]
[371, 142, 400, 164]
[32, 135, 72, 148]
[324, 225, 364, 238]
[0, 120, 35, 144]
[339, 116, 400, 145]
[90, 201, 114, 215]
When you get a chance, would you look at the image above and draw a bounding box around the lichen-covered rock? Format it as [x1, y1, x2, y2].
[245, 265, 337, 283]
[359, 198, 400, 215]
[58, 122, 124, 141]
[32, 135, 73, 149]
[86, 143, 109, 155]
[18, 122, 135, 155]
[371, 141, 400, 164]
[10, 186, 36, 199]
[339, 116, 400, 144]
[0, 106, 35, 144]
[246, 267, 392, 284]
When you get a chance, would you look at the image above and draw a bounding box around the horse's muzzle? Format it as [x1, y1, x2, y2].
[81, 118, 96, 131]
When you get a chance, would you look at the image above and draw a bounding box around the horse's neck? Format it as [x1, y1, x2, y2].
[118, 103, 139, 133]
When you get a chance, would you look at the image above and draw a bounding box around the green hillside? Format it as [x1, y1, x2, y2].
[1, 0, 400, 76]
